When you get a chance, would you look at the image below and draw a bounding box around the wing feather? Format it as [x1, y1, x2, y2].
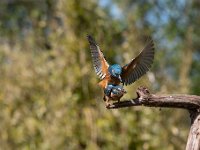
[121, 39, 155, 85]
[87, 35, 109, 79]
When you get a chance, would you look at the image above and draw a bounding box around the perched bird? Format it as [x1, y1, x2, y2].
[87, 35, 154, 105]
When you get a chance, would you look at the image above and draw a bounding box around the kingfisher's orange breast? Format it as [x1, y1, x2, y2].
[98, 75, 121, 89]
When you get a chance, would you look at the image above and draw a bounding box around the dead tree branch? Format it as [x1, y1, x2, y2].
[107, 86, 200, 110]
[106, 86, 200, 150]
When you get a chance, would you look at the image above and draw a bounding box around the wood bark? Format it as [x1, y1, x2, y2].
[106, 87, 200, 150]
[186, 110, 200, 150]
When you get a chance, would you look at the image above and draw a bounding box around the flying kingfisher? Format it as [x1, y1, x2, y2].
[87, 35, 154, 106]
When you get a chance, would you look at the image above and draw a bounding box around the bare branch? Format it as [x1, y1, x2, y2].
[106, 86, 200, 150]
[107, 87, 200, 110]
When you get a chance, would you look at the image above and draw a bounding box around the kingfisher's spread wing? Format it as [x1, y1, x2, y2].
[121, 39, 155, 85]
[87, 35, 109, 80]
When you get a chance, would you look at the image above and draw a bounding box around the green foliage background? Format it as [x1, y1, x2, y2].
[0, 0, 199, 149]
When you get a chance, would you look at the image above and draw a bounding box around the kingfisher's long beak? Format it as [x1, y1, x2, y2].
[118, 75, 122, 83]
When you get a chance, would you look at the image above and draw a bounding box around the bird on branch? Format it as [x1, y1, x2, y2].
[87, 35, 155, 106]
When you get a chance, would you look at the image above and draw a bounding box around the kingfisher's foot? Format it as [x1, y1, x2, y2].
[105, 101, 112, 108]
[105, 101, 117, 108]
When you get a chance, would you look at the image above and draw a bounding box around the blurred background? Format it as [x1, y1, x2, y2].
[0, 0, 200, 149]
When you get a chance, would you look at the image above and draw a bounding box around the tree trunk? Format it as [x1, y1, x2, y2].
[186, 110, 200, 150]
[106, 87, 200, 150]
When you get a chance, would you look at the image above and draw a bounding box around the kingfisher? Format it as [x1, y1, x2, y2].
[87, 35, 154, 105]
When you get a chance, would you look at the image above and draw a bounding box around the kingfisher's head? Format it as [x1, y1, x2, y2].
[108, 64, 122, 82]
